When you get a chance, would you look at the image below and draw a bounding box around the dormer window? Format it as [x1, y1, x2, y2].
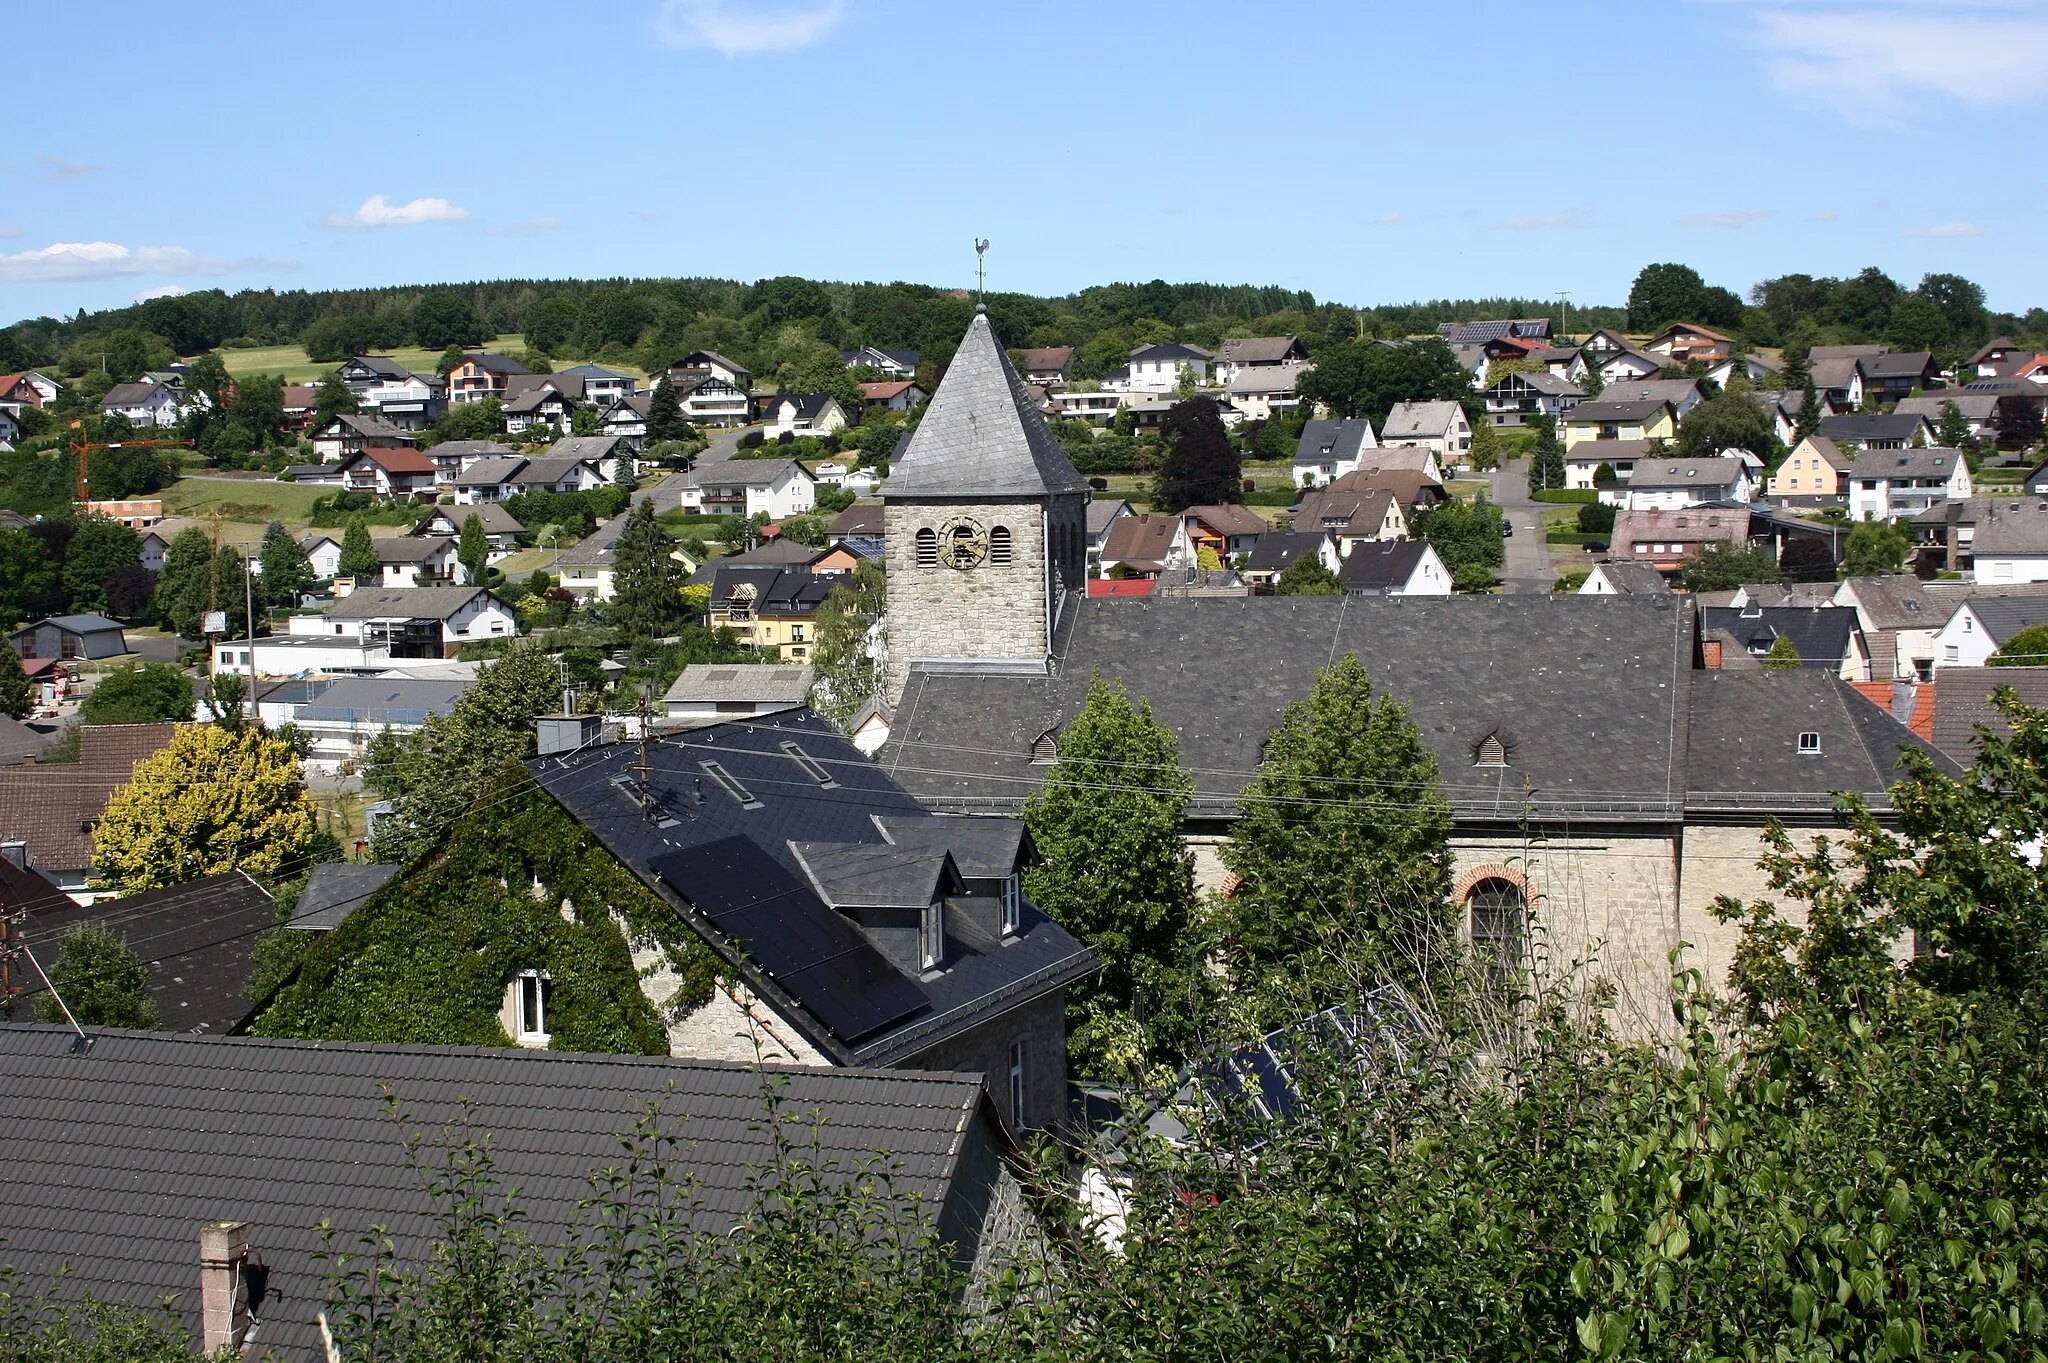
[1030, 728, 1059, 764]
[1000, 873, 1022, 936]
[921, 900, 945, 971]
[1797, 731, 1822, 755]
[1475, 734, 1507, 767]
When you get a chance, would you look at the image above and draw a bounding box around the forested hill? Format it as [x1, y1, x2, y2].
[0, 274, 1616, 389]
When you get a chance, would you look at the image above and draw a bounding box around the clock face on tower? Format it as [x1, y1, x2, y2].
[937, 515, 990, 570]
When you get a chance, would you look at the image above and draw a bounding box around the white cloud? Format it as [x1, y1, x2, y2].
[1748, 4, 2048, 124]
[1674, 208, 1775, 228]
[38, 156, 101, 181]
[654, 0, 845, 55]
[489, 217, 564, 236]
[0, 241, 245, 283]
[133, 284, 189, 301]
[325, 194, 471, 229]
[0, 222, 19, 239]
[1498, 212, 1587, 231]
[1905, 221, 1984, 237]
[1370, 212, 1407, 226]
[1810, 207, 1840, 222]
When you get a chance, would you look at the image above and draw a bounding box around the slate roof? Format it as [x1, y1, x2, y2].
[1699, 605, 1860, 669]
[1588, 561, 1672, 595]
[1085, 499, 1131, 537]
[1337, 539, 1430, 592]
[684, 458, 809, 489]
[1601, 379, 1700, 408]
[886, 313, 1089, 499]
[1966, 497, 2048, 556]
[374, 536, 452, 564]
[0, 723, 181, 873]
[887, 595, 1698, 823]
[766, 392, 840, 421]
[687, 538, 819, 584]
[288, 862, 398, 931]
[1927, 666, 2048, 763]
[462, 353, 530, 375]
[101, 380, 172, 408]
[664, 663, 813, 706]
[1896, 392, 1999, 422]
[1859, 351, 1936, 379]
[1565, 398, 1672, 424]
[1128, 342, 1212, 363]
[295, 678, 470, 727]
[421, 502, 523, 535]
[12, 871, 276, 1032]
[1823, 413, 1934, 445]
[527, 710, 1095, 1065]
[1838, 575, 1934, 630]
[1958, 596, 2048, 646]
[710, 567, 836, 618]
[320, 587, 504, 621]
[0, 1026, 999, 1359]
[345, 355, 422, 380]
[1843, 445, 1963, 480]
[1226, 363, 1307, 395]
[1685, 670, 1959, 810]
[0, 716, 54, 766]
[509, 454, 601, 487]
[1380, 400, 1463, 441]
[1294, 418, 1378, 467]
[15, 613, 125, 637]
[1215, 336, 1306, 365]
[1625, 458, 1750, 490]
[451, 455, 531, 488]
[0, 851, 72, 915]
[317, 413, 414, 442]
[429, 439, 520, 462]
[557, 363, 628, 381]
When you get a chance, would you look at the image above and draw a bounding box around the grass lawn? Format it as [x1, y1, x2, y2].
[162, 476, 330, 525]
[494, 547, 561, 577]
[215, 333, 649, 384]
[1446, 480, 1490, 501]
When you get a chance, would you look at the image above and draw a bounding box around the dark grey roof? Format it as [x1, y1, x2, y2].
[1699, 605, 1859, 668]
[100, 380, 170, 407]
[1085, 499, 1130, 536]
[765, 392, 840, 419]
[1243, 532, 1327, 572]
[1294, 418, 1376, 466]
[1685, 671, 1959, 811]
[320, 587, 504, 621]
[509, 454, 601, 486]
[1337, 539, 1429, 592]
[710, 567, 836, 618]
[0, 715, 54, 766]
[374, 536, 452, 563]
[1590, 561, 1672, 595]
[1484, 370, 1582, 397]
[1896, 392, 1999, 421]
[1214, 335, 1304, 365]
[344, 355, 420, 380]
[0, 1026, 996, 1359]
[428, 439, 520, 461]
[1959, 595, 2048, 646]
[421, 501, 523, 535]
[886, 594, 1698, 824]
[1602, 379, 1700, 407]
[1928, 666, 2048, 764]
[463, 353, 530, 375]
[1625, 458, 1750, 490]
[885, 314, 1089, 499]
[874, 815, 1027, 881]
[296, 678, 470, 727]
[318, 412, 412, 441]
[452, 455, 529, 486]
[1566, 398, 1672, 423]
[527, 710, 1095, 1066]
[790, 839, 958, 909]
[1963, 497, 2048, 556]
[1448, 318, 1550, 344]
[14, 613, 125, 636]
[1823, 412, 1932, 444]
[1128, 342, 1212, 362]
[12, 871, 275, 1034]
[1859, 350, 1936, 379]
[1844, 445, 1963, 480]
[288, 862, 399, 931]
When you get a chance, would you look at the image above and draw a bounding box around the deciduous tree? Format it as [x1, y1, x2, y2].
[1676, 390, 1780, 461]
[1275, 552, 1343, 595]
[0, 640, 29, 719]
[37, 922, 158, 1029]
[1843, 520, 1912, 577]
[1989, 624, 2048, 666]
[78, 663, 195, 725]
[59, 514, 142, 616]
[1152, 396, 1239, 513]
[260, 521, 317, 603]
[808, 561, 885, 727]
[1679, 540, 1782, 591]
[94, 725, 317, 890]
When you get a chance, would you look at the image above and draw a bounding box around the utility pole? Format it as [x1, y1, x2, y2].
[243, 550, 258, 728]
[1556, 292, 1571, 339]
[632, 686, 656, 822]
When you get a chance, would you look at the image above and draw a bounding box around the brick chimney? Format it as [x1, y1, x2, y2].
[199, 1221, 250, 1353]
[1702, 637, 1723, 669]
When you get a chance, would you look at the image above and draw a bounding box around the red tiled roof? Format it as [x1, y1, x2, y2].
[1850, 681, 1892, 710]
[1087, 578, 1155, 597]
[0, 723, 182, 873]
[860, 381, 915, 400]
[358, 447, 438, 474]
[1909, 684, 1936, 743]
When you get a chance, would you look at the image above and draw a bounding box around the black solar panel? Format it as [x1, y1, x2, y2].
[651, 837, 929, 1044]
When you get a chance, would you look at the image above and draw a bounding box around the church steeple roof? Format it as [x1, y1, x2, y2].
[885, 311, 1090, 499]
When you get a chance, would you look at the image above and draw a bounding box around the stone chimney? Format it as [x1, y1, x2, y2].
[199, 1221, 250, 1353]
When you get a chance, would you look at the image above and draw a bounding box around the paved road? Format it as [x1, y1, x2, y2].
[1487, 457, 1557, 594]
[632, 428, 745, 513]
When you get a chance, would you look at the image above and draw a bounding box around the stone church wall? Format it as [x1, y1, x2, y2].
[885, 497, 1067, 703]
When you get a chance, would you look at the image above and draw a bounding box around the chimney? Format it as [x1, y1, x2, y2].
[199, 1221, 250, 1353]
[0, 839, 24, 870]
[1702, 638, 1723, 669]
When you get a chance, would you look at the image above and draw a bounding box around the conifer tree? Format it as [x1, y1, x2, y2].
[0, 640, 29, 720]
[1024, 673, 1206, 1073]
[1795, 382, 1822, 442]
[1761, 635, 1802, 670]
[457, 512, 490, 586]
[338, 514, 379, 582]
[1526, 413, 1566, 493]
[1937, 399, 1973, 452]
[646, 376, 684, 443]
[606, 501, 685, 638]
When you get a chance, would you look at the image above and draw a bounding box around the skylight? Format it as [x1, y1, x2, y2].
[699, 760, 762, 810]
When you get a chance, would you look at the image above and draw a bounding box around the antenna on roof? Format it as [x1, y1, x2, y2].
[974, 239, 990, 306]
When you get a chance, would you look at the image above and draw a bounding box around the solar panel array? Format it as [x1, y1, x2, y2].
[651, 836, 930, 1044]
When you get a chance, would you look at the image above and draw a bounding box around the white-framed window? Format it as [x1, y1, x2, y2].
[1008, 1038, 1028, 1128]
[1000, 874, 1022, 936]
[921, 901, 945, 971]
[1945, 645, 1960, 662]
[1797, 731, 1822, 755]
[512, 969, 550, 1045]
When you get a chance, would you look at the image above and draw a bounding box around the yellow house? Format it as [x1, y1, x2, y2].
[1765, 435, 1852, 499]
[705, 567, 833, 663]
[1562, 398, 1677, 450]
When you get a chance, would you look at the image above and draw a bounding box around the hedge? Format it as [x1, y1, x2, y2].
[1545, 529, 1609, 545]
[1531, 488, 1598, 503]
[1242, 488, 1299, 506]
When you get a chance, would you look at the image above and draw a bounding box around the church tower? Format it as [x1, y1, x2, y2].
[882, 309, 1089, 705]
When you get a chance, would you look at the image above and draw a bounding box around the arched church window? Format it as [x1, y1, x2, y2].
[1467, 877, 1525, 985]
[989, 525, 1013, 565]
[915, 526, 937, 567]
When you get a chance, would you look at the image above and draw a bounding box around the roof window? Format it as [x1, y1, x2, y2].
[1030, 728, 1059, 764]
[699, 760, 762, 810]
[1475, 734, 1508, 767]
[1797, 731, 1822, 755]
[779, 741, 838, 789]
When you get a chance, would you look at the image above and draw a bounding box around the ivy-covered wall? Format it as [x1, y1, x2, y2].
[255, 763, 720, 1054]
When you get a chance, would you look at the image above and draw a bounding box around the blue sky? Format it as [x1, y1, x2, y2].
[4, 0, 2044, 325]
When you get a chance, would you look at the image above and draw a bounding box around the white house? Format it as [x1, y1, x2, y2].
[334, 447, 440, 499]
[556, 363, 636, 407]
[841, 346, 917, 380]
[1049, 389, 1124, 423]
[299, 532, 342, 580]
[375, 535, 462, 589]
[1211, 335, 1309, 385]
[100, 380, 185, 429]
[1578, 561, 1673, 596]
[1226, 364, 1308, 422]
[1845, 447, 1972, 522]
[311, 413, 418, 461]
[262, 676, 473, 765]
[1967, 498, 2048, 585]
[677, 376, 752, 427]
[335, 357, 443, 429]
[1604, 457, 1755, 511]
[678, 459, 817, 519]
[1380, 400, 1471, 461]
[213, 634, 397, 678]
[1932, 597, 2048, 669]
[666, 351, 752, 390]
[1119, 342, 1211, 393]
[1336, 539, 1453, 596]
[761, 393, 848, 436]
[1480, 370, 1583, 428]
[1563, 437, 1656, 492]
[290, 586, 518, 656]
[1293, 418, 1381, 488]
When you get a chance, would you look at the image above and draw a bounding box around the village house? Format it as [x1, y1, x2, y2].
[1240, 531, 1342, 585]
[1337, 539, 1452, 596]
[1575, 346, 1668, 389]
[1642, 323, 1734, 365]
[1020, 347, 1074, 389]
[1821, 411, 1934, 451]
[451, 455, 529, 503]
[502, 381, 580, 435]
[1563, 437, 1655, 491]
[1605, 457, 1755, 510]
[310, 412, 419, 461]
[9, 613, 128, 661]
[506, 454, 609, 495]
[761, 392, 849, 436]
[861, 379, 927, 413]
[1380, 400, 1471, 461]
[1603, 378, 1704, 420]
[269, 676, 473, 764]
[666, 350, 752, 390]
[1857, 351, 1939, 405]
[842, 345, 919, 379]
[1966, 497, 2048, 585]
[335, 446, 440, 499]
[1764, 434, 1854, 503]
[415, 501, 523, 554]
[337, 356, 445, 427]
[375, 535, 462, 588]
[0, 722, 179, 898]
[1480, 370, 1583, 427]
[1845, 446, 1971, 521]
[1578, 560, 1673, 596]
[1834, 575, 1941, 682]
[1933, 595, 2048, 669]
[99, 379, 186, 428]
[676, 375, 752, 426]
[545, 434, 628, 481]
[289, 586, 518, 656]
[706, 567, 836, 661]
[1704, 352, 1782, 388]
[600, 392, 651, 447]
[555, 515, 699, 603]
[1118, 342, 1212, 392]
[555, 362, 636, 407]
[1609, 506, 1761, 575]
[1084, 499, 1135, 573]
[1746, 390, 1802, 447]
[1809, 345, 1886, 408]
[1562, 397, 1677, 449]
[679, 458, 817, 519]
[1049, 389, 1124, 423]
[298, 531, 342, 579]
[662, 662, 814, 721]
[1180, 504, 1268, 561]
[1099, 514, 1194, 579]
[446, 352, 530, 405]
[1896, 391, 1999, 447]
[1212, 335, 1310, 385]
[1291, 482, 1409, 555]
[1226, 363, 1308, 422]
[1700, 604, 1869, 680]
